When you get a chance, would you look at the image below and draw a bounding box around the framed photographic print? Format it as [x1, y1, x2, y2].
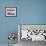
[5, 7, 16, 16]
[18, 24, 46, 42]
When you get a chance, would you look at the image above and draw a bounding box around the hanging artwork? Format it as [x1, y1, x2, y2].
[5, 7, 16, 16]
[18, 25, 46, 41]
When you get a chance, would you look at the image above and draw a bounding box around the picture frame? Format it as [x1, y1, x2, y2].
[5, 7, 16, 16]
[18, 24, 46, 42]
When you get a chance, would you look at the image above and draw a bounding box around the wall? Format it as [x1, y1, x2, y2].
[0, 0, 46, 44]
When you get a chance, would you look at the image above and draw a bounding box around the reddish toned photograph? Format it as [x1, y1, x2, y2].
[5, 7, 16, 16]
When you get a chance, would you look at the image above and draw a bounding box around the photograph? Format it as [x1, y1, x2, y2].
[5, 7, 16, 16]
[18, 25, 46, 46]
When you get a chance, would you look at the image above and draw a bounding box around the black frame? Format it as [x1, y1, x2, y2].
[5, 7, 17, 17]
